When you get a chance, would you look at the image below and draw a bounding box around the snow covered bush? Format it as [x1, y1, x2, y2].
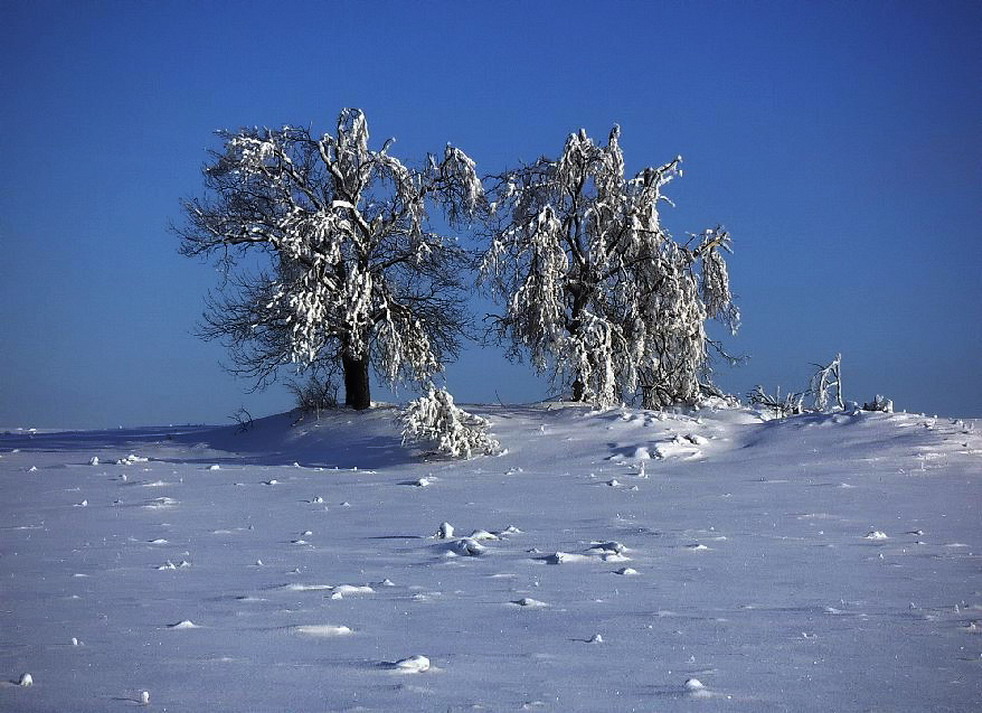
[809, 353, 844, 412]
[480, 126, 737, 409]
[750, 354, 849, 417]
[177, 109, 484, 409]
[401, 387, 499, 459]
[863, 394, 894, 413]
[747, 385, 807, 417]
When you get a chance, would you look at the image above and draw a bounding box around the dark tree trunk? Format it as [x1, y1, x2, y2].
[572, 378, 587, 402]
[569, 285, 589, 402]
[342, 353, 371, 410]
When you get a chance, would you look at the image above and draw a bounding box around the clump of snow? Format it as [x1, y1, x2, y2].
[292, 624, 353, 637]
[469, 529, 498, 540]
[331, 584, 374, 596]
[453, 538, 486, 557]
[167, 620, 199, 629]
[393, 655, 431, 673]
[513, 598, 549, 608]
[544, 552, 590, 564]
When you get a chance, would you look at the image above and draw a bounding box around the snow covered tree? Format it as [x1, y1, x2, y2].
[480, 126, 737, 409]
[400, 386, 499, 459]
[177, 109, 483, 410]
[809, 353, 844, 412]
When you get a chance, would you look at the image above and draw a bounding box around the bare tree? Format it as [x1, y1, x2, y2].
[177, 109, 483, 409]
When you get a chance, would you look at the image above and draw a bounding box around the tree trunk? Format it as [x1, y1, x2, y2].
[342, 353, 371, 410]
[572, 378, 587, 402]
[569, 286, 589, 403]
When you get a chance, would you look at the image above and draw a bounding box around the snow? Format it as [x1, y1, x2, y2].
[1, 404, 980, 711]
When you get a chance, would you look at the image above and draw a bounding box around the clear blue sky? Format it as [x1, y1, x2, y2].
[1, 0, 979, 427]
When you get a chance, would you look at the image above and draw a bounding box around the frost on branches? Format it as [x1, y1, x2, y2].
[401, 387, 500, 459]
[177, 109, 484, 410]
[481, 126, 738, 409]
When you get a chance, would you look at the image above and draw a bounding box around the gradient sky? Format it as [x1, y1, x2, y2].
[1, 0, 979, 427]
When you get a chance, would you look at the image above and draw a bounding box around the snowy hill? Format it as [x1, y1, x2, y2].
[1, 404, 980, 712]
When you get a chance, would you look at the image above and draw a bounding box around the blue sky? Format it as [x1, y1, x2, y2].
[1, 0, 979, 427]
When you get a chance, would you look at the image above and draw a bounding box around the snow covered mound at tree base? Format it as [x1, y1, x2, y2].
[1, 404, 980, 712]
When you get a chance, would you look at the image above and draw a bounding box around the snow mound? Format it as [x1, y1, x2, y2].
[513, 598, 549, 608]
[167, 620, 200, 629]
[392, 655, 431, 673]
[292, 624, 353, 637]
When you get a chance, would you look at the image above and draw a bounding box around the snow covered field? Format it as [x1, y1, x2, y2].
[1, 403, 980, 712]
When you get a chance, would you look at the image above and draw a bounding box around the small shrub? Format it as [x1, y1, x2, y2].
[287, 376, 338, 417]
[401, 387, 500, 459]
[747, 385, 806, 417]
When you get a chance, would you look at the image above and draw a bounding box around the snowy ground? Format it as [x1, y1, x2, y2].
[1, 403, 980, 712]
